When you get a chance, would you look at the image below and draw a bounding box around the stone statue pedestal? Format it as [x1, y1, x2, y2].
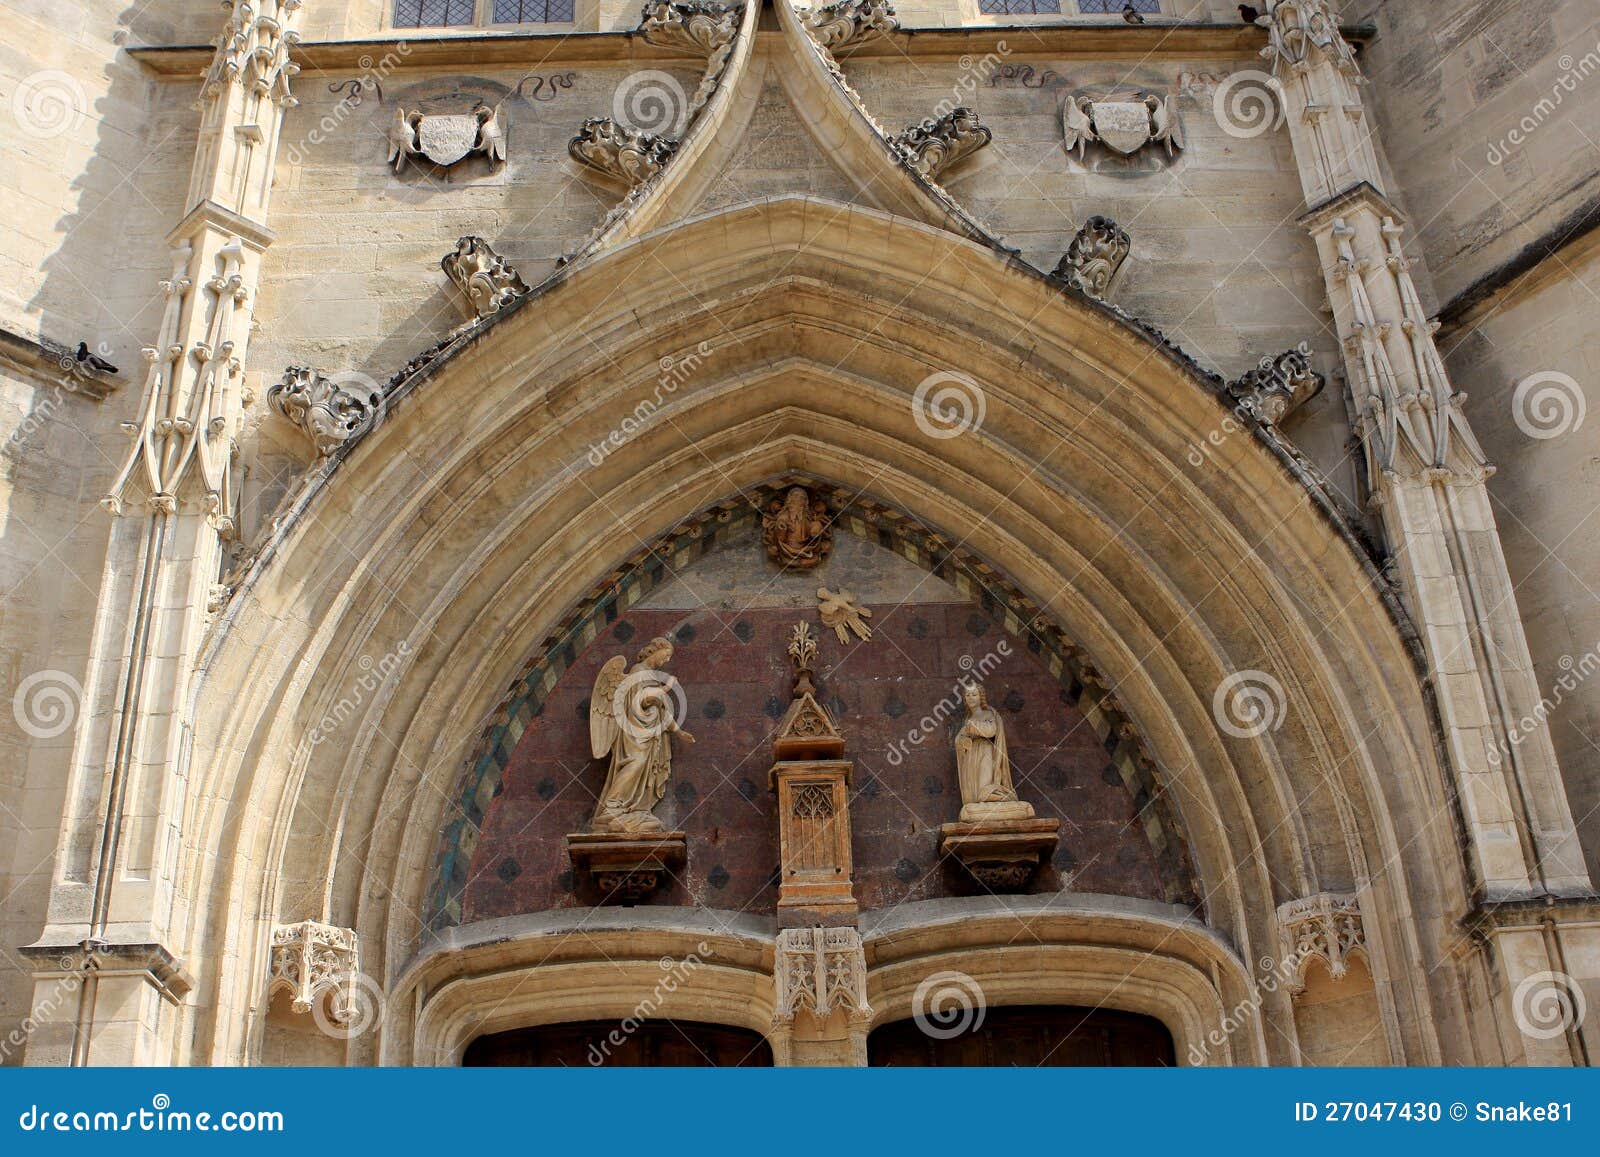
[938, 816, 1060, 891]
[565, 830, 686, 904]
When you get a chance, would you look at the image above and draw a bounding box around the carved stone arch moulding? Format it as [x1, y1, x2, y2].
[427, 473, 1200, 928]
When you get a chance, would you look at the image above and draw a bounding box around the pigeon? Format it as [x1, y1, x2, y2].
[1239, 4, 1260, 22]
[75, 342, 118, 375]
[1122, 3, 1146, 23]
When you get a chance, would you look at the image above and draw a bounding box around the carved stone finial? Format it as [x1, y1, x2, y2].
[762, 486, 833, 570]
[801, 0, 898, 52]
[788, 619, 820, 677]
[441, 236, 528, 321]
[893, 107, 991, 180]
[1227, 341, 1325, 425]
[638, 0, 740, 56]
[1276, 892, 1366, 993]
[268, 920, 359, 1017]
[1257, 0, 1360, 74]
[569, 117, 680, 186]
[268, 366, 383, 458]
[1052, 215, 1131, 297]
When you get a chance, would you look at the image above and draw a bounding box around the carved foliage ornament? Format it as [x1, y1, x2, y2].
[204, 0, 303, 105]
[894, 107, 992, 180]
[268, 366, 384, 458]
[388, 101, 508, 173]
[1277, 892, 1366, 994]
[802, 0, 899, 52]
[570, 116, 680, 186]
[1227, 341, 1325, 425]
[441, 236, 529, 321]
[1062, 91, 1183, 161]
[1052, 215, 1131, 297]
[638, 0, 740, 56]
[268, 920, 358, 1016]
[774, 926, 871, 1024]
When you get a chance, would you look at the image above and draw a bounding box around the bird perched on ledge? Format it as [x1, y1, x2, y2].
[1239, 4, 1261, 23]
[1122, 3, 1146, 23]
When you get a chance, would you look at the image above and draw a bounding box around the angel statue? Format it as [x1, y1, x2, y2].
[588, 636, 694, 833]
[954, 682, 1032, 822]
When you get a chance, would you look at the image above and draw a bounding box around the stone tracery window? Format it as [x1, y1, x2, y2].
[393, 0, 575, 26]
[493, 0, 576, 21]
[976, 0, 1062, 13]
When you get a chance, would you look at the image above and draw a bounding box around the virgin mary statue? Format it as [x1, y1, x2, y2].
[954, 682, 1034, 823]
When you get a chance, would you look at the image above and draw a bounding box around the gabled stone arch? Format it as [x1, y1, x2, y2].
[178, 196, 1469, 1066]
[430, 472, 1201, 929]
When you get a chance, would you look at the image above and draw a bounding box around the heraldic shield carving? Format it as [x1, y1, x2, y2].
[388, 100, 510, 173]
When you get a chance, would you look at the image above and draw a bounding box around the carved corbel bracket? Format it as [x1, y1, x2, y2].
[1276, 892, 1366, 994]
[441, 235, 529, 321]
[1051, 215, 1131, 297]
[267, 365, 384, 458]
[773, 925, 872, 1025]
[939, 817, 1060, 890]
[639, 0, 740, 56]
[1226, 341, 1325, 425]
[566, 830, 687, 904]
[268, 920, 359, 1016]
[1257, 1, 1361, 75]
[569, 116, 681, 186]
[893, 107, 991, 180]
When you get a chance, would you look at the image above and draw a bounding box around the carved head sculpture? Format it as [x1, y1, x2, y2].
[960, 681, 987, 713]
[637, 635, 675, 669]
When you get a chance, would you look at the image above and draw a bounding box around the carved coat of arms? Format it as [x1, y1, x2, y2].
[1062, 91, 1184, 161]
[388, 101, 509, 173]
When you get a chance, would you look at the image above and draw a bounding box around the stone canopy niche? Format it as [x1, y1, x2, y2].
[442, 487, 1197, 928]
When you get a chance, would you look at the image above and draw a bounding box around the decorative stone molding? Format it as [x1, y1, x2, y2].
[441, 236, 529, 321]
[773, 926, 871, 1024]
[1226, 341, 1325, 425]
[801, 0, 898, 52]
[570, 117, 680, 186]
[268, 366, 384, 458]
[1051, 215, 1131, 297]
[1277, 893, 1365, 994]
[1062, 90, 1183, 161]
[894, 107, 991, 180]
[565, 831, 687, 903]
[268, 921, 359, 1015]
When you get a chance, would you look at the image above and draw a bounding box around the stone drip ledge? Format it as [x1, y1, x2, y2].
[126, 21, 1376, 77]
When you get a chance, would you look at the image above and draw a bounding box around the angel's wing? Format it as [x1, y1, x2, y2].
[1063, 98, 1093, 154]
[589, 655, 627, 759]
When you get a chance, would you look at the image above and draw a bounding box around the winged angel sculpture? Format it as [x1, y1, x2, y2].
[587, 636, 694, 833]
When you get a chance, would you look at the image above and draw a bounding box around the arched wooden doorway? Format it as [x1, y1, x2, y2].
[463, 1020, 774, 1067]
[868, 1006, 1175, 1066]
